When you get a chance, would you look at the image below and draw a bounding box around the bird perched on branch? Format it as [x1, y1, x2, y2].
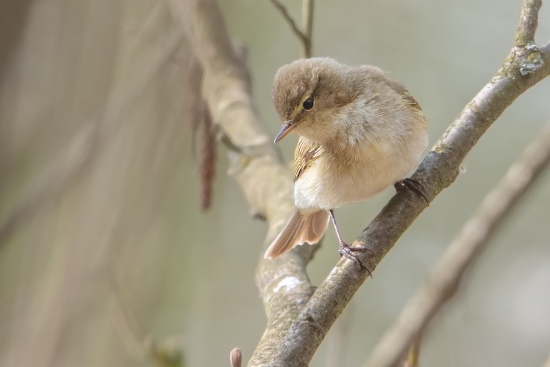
[264, 57, 428, 268]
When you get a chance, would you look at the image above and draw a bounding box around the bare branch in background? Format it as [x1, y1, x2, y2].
[269, 0, 305, 42]
[269, 0, 313, 57]
[0, 29, 183, 248]
[365, 121, 550, 367]
[301, 0, 314, 58]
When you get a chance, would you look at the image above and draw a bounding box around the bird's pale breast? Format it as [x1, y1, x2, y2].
[294, 129, 427, 213]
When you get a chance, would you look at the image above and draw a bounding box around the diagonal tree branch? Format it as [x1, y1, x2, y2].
[364, 119, 550, 367]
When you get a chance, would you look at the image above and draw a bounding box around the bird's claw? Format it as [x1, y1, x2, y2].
[338, 242, 373, 277]
[395, 178, 429, 205]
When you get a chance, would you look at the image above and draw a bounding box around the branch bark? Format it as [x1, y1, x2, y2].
[173, 0, 550, 365]
[364, 119, 550, 367]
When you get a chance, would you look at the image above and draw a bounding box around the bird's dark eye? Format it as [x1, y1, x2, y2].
[302, 97, 314, 110]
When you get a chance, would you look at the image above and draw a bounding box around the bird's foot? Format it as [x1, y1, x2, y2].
[338, 242, 373, 277]
[394, 178, 429, 205]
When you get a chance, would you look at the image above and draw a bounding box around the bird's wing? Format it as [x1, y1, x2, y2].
[400, 89, 422, 111]
[386, 79, 423, 111]
[294, 137, 322, 182]
[360, 65, 423, 112]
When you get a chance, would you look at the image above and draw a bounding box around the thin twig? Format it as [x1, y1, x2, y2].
[270, 0, 313, 58]
[301, 0, 314, 58]
[364, 120, 550, 367]
[516, 0, 542, 45]
[269, 0, 307, 42]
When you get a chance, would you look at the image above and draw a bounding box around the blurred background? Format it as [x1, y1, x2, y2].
[1, 0, 549, 366]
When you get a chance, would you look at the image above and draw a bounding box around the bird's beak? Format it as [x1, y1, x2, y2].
[274, 122, 295, 143]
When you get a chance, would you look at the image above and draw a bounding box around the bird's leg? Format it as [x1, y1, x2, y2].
[394, 178, 429, 205]
[329, 210, 372, 275]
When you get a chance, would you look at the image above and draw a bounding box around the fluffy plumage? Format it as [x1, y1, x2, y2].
[264, 58, 428, 260]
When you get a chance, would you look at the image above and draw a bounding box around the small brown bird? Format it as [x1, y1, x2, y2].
[264, 57, 428, 267]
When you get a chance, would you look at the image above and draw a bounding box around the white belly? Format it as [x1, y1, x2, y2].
[294, 133, 427, 212]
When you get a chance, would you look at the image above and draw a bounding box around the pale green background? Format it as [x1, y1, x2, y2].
[0, 1, 549, 366]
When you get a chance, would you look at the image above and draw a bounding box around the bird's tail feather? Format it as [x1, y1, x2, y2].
[264, 210, 329, 259]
